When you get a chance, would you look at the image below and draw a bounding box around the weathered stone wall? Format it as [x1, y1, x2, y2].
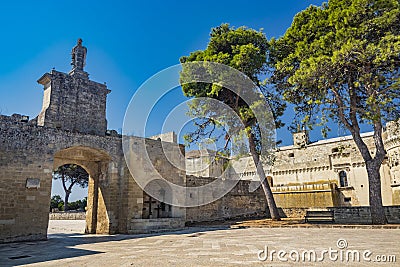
[128, 218, 185, 234]
[185, 149, 227, 177]
[328, 206, 400, 224]
[49, 212, 86, 220]
[0, 39, 190, 243]
[279, 208, 309, 219]
[0, 115, 125, 242]
[37, 70, 110, 136]
[185, 176, 268, 222]
[185, 176, 320, 221]
[148, 132, 177, 143]
[123, 136, 187, 222]
[0, 117, 188, 242]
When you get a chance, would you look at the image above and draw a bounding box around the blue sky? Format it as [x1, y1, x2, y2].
[0, 0, 327, 136]
[3, 0, 364, 200]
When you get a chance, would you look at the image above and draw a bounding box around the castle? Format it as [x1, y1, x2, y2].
[1, 40, 399, 243]
[186, 123, 400, 208]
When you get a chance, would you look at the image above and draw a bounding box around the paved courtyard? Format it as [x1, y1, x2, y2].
[0, 220, 399, 267]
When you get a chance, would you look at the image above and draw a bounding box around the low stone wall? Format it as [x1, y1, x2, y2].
[279, 208, 308, 219]
[128, 218, 185, 234]
[49, 212, 86, 220]
[328, 206, 400, 224]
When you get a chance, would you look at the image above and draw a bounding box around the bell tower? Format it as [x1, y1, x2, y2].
[36, 39, 111, 136]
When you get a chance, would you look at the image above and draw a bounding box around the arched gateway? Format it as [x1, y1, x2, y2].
[0, 40, 186, 243]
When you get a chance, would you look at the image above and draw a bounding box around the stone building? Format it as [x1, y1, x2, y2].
[188, 128, 400, 208]
[185, 149, 227, 177]
[0, 40, 186, 243]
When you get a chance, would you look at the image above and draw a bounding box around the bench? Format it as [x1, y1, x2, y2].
[305, 210, 334, 223]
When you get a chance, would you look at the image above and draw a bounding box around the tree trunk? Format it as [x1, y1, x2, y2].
[345, 116, 387, 224]
[64, 192, 70, 212]
[366, 161, 387, 225]
[248, 132, 281, 220]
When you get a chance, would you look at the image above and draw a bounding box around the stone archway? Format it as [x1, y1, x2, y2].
[53, 146, 111, 234]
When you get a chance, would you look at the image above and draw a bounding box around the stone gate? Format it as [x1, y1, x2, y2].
[0, 39, 186, 243]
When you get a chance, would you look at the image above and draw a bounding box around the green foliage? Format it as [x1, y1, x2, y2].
[53, 164, 89, 211]
[181, 24, 269, 81]
[180, 23, 283, 220]
[269, 0, 400, 135]
[180, 24, 285, 156]
[50, 195, 87, 211]
[50, 195, 63, 211]
[53, 164, 89, 188]
[66, 198, 87, 211]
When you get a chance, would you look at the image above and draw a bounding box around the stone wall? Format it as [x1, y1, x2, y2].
[0, 116, 187, 243]
[0, 40, 189, 243]
[148, 132, 177, 143]
[272, 183, 337, 208]
[185, 149, 227, 177]
[229, 131, 395, 207]
[37, 70, 110, 136]
[123, 136, 187, 222]
[128, 218, 185, 234]
[328, 206, 400, 224]
[49, 212, 86, 220]
[0, 115, 125, 242]
[185, 176, 268, 222]
[185, 178, 338, 222]
[279, 208, 308, 218]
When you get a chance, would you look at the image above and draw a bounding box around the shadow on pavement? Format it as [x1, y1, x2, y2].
[0, 226, 230, 267]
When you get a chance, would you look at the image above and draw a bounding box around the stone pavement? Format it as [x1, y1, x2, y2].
[0, 220, 399, 267]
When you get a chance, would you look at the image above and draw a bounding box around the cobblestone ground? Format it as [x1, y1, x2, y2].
[0, 220, 399, 267]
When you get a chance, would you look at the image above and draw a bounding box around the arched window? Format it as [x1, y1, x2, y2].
[339, 171, 348, 187]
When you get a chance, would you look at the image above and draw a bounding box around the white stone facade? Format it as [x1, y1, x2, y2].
[185, 124, 400, 207]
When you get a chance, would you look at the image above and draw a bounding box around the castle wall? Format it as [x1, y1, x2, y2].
[0, 115, 124, 242]
[229, 132, 395, 207]
[0, 40, 190, 242]
[0, 116, 187, 243]
[272, 183, 336, 208]
[123, 136, 187, 221]
[328, 206, 400, 224]
[185, 176, 268, 222]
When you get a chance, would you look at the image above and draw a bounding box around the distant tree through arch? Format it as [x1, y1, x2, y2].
[53, 164, 89, 211]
